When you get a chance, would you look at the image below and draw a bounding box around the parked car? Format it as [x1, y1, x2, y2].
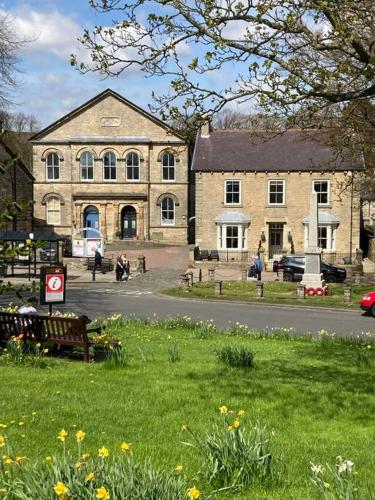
[274, 255, 347, 283]
[360, 292, 375, 317]
[40, 247, 57, 262]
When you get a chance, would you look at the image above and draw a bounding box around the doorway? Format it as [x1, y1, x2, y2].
[269, 223, 284, 258]
[84, 205, 99, 238]
[121, 206, 137, 239]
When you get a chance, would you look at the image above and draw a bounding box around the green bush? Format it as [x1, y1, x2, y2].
[215, 345, 255, 368]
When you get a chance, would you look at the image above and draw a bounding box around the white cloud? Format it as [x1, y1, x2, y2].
[0, 6, 83, 59]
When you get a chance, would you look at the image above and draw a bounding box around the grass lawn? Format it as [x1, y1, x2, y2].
[163, 281, 374, 309]
[0, 317, 374, 498]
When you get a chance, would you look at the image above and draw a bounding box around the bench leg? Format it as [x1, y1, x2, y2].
[83, 343, 89, 363]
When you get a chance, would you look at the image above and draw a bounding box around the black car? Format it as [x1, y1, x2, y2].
[274, 255, 347, 283]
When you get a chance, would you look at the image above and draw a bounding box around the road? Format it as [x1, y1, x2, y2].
[7, 284, 371, 336]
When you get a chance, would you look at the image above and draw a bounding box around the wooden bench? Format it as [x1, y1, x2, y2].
[0, 312, 104, 362]
[86, 257, 113, 272]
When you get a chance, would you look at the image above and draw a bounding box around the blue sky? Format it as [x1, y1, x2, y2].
[1, 0, 178, 128]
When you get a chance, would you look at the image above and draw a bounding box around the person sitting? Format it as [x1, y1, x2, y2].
[18, 297, 38, 315]
[115, 255, 124, 281]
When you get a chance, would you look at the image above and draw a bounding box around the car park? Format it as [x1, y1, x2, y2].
[274, 255, 347, 283]
[360, 291, 375, 317]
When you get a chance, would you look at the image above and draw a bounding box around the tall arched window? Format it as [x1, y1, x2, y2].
[80, 152, 94, 181]
[46, 196, 61, 225]
[103, 152, 117, 180]
[126, 152, 140, 181]
[46, 152, 60, 181]
[162, 153, 175, 181]
[161, 196, 175, 225]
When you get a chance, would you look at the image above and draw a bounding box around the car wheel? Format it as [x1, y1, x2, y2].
[284, 272, 293, 282]
[371, 304, 375, 318]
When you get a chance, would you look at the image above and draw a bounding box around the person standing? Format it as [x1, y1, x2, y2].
[254, 256, 263, 281]
[121, 253, 131, 280]
[92, 249, 105, 281]
[115, 255, 124, 281]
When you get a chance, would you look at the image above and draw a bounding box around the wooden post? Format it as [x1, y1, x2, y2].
[198, 268, 202, 282]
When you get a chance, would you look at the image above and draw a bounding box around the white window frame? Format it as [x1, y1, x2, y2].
[46, 152, 60, 181]
[80, 152, 94, 182]
[103, 152, 117, 181]
[125, 152, 140, 182]
[313, 180, 330, 205]
[46, 196, 61, 225]
[224, 180, 241, 205]
[217, 224, 248, 250]
[160, 197, 175, 226]
[162, 153, 175, 182]
[268, 179, 285, 205]
[304, 223, 336, 251]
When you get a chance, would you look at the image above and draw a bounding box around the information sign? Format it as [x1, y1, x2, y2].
[40, 266, 67, 305]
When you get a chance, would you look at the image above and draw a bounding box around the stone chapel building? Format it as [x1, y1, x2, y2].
[30, 89, 189, 244]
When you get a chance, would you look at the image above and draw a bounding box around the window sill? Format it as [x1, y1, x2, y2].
[266, 204, 287, 208]
[223, 203, 243, 207]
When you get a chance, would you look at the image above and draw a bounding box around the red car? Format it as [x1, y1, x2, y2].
[360, 292, 375, 316]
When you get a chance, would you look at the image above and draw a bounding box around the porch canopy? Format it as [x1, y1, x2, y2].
[302, 211, 340, 225]
[214, 211, 251, 224]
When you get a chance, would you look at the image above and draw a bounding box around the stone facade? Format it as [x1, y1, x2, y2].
[31, 89, 188, 244]
[193, 129, 361, 264]
[0, 139, 33, 232]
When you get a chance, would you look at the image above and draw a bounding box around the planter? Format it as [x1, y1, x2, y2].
[93, 346, 110, 362]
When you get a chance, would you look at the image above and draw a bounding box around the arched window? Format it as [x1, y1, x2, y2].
[80, 152, 94, 181]
[103, 152, 117, 180]
[46, 196, 61, 225]
[162, 153, 175, 181]
[46, 152, 60, 181]
[126, 152, 140, 181]
[161, 196, 175, 226]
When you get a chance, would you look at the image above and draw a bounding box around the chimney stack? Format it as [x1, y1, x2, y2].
[200, 121, 210, 138]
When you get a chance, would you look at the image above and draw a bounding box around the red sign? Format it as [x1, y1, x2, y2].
[45, 273, 65, 302]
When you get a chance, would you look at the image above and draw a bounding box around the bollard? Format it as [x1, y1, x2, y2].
[256, 282, 264, 298]
[241, 267, 248, 281]
[215, 280, 222, 295]
[137, 255, 146, 273]
[208, 268, 215, 282]
[198, 268, 202, 282]
[297, 283, 305, 298]
[344, 286, 352, 304]
[354, 272, 361, 285]
[277, 269, 284, 282]
[186, 271, 194, 287]
[178, 274, 190, 290]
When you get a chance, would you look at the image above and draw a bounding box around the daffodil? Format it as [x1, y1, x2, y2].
[98, 446, 109, 458]
[75, 461, 83, 469]
[96, 486, 110, 499]
[0, 435, 5, 448]
[187, 486, 200, 499]
[45, 456, 53, 461]
[86, 472, 95, 481]
[120, 442, 131, 453]
[238, 410, 245, 417]
[175, 464, 184, 473]
[76, 430, 86, 443]
[82, 453, 91, 460]
[57, 429, 68, 442]
[232, 419, 240, 429]
[219, 405, 228, 415]
[54, 481, 68, 497]
[181, 424, 188, 432]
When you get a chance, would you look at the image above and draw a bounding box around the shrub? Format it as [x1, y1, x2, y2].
[215, 345, 255, 368]
[310, 456, 359, 499]
[183, 407, 273, 492]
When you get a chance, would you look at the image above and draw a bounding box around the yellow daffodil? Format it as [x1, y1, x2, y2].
[120, 442, 131, 453]
[232, 419, 240, 429]
[18, 422, 24, 426]
[98, 446, 109, 458]
[75, 461, 83, 469]
[86, 472, 95, 481]
[219, 405, 229, 415]
[0, 435, 5, 448]
[57, 429, 68, 442]
[181, 424, 188, 432]
[238, 410, 245, 417]
[96, 486, 110, 499]
[31, 412, 37, 416]
[4, 457, 13, 465]
[54, 481, 68, 497]
[227, 425, 234, 432]
[82, 453, 91, 460]
[15, 456, 26, 463]
[175, 464, 184, 473]
[0, 424, 7, 429]
[45, 456, 53, 461]
[76, 430, 86, 443]
[187, 486, 200, 499]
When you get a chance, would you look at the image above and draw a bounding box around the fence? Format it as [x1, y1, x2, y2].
[195, 247, 260, 263]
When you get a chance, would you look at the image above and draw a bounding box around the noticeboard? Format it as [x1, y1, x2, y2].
[40, 265, 67, 305]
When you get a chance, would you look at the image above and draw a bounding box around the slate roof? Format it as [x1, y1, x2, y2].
[192, 129, 363, 172]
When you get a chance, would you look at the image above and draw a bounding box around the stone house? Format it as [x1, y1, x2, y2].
[30, 89, 189, 244]
[0, 132, 34, 232]
[192, 128, 362, 265]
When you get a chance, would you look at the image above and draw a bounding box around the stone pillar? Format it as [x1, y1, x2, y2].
[137, 255, 146, 273]
[215, 280, 222, 295]
[354, 272, 361, 285]
[277, 269, 284, 282]
[241, 267, 248, 281]
[178, 274, 190, 289]
[297, 283, 305, 298]
[256, 282, 264, 297]
[208, 268, 215, 282]
[344, 286, 352, 304]
[99, 204, 107, 240]
[138, 202, 145, 240]
[186, 271, 194, 287]
[106, 203, 114, 242]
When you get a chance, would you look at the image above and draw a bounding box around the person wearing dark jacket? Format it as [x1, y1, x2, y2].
[93, 249, 105, 278]
[115, 255, 124, 281]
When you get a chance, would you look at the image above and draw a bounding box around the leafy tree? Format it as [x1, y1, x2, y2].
[74, 0, 375, 128]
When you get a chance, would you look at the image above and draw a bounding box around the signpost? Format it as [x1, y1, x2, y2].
[40, 265, 67, 315]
